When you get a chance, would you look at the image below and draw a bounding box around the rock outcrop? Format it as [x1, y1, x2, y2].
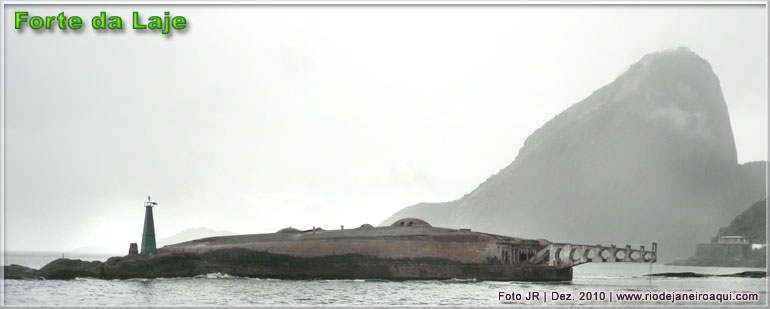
[382, 48, 766, 261]
[3, 264, 44, 279]
[38, 258, 104, 279]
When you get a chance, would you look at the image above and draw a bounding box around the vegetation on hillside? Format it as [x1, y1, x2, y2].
[715, 199, 766, 244]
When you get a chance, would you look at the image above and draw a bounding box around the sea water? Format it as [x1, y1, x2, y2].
[3, 252, 767, 306]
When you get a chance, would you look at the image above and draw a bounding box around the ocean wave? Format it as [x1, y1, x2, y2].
[194, 272, 241, 279]
[441, 278, 478, 283]
[123, 278, 151, 282]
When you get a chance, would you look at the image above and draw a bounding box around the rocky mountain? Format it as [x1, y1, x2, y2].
[735, 161, 766, 209]
[382, 47, 766, 261]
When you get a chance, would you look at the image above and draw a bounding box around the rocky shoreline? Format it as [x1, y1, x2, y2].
[3, 248, 328, 280]
[645, 271, 766, 278]
[3, 247, 572, 281]
[666, 255, 766, 268]
[4, 249, 284, 280]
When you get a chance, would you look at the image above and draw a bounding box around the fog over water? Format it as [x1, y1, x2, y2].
[3, 5, 766, 253]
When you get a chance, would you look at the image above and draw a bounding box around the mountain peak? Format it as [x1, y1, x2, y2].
[518, 47, 734, 164]
[616, 47, 719, 99]
[640, 46, 700, 61]
[381, 48, 759, 260]
[631, 46, 708, 70]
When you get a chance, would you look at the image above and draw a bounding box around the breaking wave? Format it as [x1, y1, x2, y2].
[194, 272, 240, 279]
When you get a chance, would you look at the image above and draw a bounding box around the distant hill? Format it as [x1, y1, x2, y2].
[382, 47, 766, 261]
[715, 199, 767, 244]
[157, 227, 236, 247]
[669, 199, 766, 267]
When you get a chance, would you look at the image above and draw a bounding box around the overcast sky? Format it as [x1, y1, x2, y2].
[4, 4, 767, 253]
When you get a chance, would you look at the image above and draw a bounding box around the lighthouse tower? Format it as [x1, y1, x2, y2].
[140, 196, 158, 255]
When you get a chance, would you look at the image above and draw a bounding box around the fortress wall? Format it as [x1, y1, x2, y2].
[173, 238, 499, 264]
[695, 243, 750, 260]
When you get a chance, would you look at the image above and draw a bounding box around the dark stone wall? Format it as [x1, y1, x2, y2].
[695, 243, 749, 260]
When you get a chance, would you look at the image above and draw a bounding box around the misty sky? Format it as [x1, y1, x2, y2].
[3, 4, 767, 253]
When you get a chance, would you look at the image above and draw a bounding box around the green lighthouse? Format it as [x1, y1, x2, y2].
[140, 195, 158, 255]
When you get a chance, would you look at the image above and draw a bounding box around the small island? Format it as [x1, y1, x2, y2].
[4, 198, 662, 281]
